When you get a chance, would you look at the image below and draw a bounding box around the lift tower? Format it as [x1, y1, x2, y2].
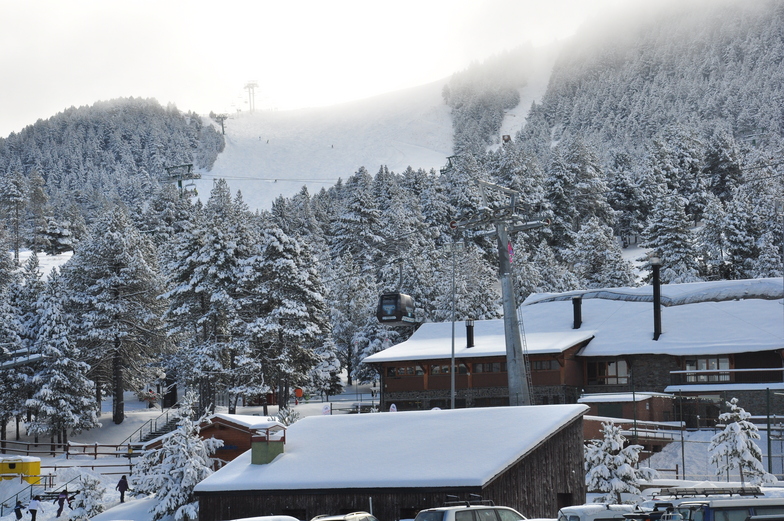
[451, 180, 547, 406]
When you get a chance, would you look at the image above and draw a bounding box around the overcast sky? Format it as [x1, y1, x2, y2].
[0, 0, 625, 138]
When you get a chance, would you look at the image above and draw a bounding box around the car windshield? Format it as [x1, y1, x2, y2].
[416, 512, 446, 521]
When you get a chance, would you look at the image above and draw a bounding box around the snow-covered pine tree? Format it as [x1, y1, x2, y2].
[26, 269, 100, 445]
[708, 397, 777, 486]
[130, 390, 223, 521]
[639, 193, 702, 284]
[62, 205, 168, 424]
[571, 217, 636, 289]
[585, 421, 656, 504]
[309, 338, 343, 399]
[61, 467, 106, 519]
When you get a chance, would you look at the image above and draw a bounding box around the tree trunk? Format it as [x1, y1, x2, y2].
[113, 341, 124, 424]
[95, 380, 102, 417]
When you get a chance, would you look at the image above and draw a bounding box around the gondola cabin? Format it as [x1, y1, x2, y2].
[376, 292, 416, 325]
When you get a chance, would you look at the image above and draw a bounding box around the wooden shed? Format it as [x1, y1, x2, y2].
[195, 405, 588, 521]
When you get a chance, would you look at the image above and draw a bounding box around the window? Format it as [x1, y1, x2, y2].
[685, 357, 730, 382]
[476, 510, 500, 521]
[587, 359, 629, 385]
[532, 359, 559, 371]
[497, 510, 525, 521]
[386, 364, 424, 377]
[430, 363, 468, 375]
[473, 361, 507, 373]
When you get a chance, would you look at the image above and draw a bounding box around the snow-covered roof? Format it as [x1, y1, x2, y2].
[578, 392, 673, 403]
[194, 404, 588, 492]
[363, 319, 594, 363]
[364, 279, 784, 364]
[524, 278, 783, 307]
[209, 414, 286, 432]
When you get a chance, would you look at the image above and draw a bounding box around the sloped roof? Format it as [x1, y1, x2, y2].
[194, 404, 588, 492]
[363, 319, 594, 363]
[364, 279, 784, 363]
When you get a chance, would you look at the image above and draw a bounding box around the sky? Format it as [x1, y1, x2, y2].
[0, 0, 625, 138]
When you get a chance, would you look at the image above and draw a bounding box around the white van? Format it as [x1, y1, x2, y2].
[558, 504, 639, 521]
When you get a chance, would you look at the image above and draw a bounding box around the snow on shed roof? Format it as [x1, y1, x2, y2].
[209, 414, 285, 432]
[362, 318, 595, 364]
[194, 404, 588, 492]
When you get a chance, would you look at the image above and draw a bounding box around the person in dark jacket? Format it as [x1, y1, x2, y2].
[13, 500, 23, 520]
[116, 475, 129, 503]
[55, 490, 68, 517]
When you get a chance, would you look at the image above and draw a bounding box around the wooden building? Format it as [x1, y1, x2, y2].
[363, 279, 784, 424]
[194, 405, 589, 521]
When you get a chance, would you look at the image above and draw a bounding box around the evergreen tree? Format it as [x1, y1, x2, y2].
[571, 217, 636, 289]
[26, 269, 100, 444]
[709, 397, 777, 486]
[61, 467, 106, 519]
[130, 390, 223, 521]
[585, 421, 657, 504]
[640, 194, 702, 284]
[63, 205, 168, 424]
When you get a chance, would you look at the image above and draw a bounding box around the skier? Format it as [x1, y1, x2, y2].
[116, 475, 129, 503]
[28, 496, 42, 521]
[13, 500, 23, 520]
[55, 490, 68, 517]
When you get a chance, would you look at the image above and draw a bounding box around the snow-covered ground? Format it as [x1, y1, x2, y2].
[0, 384, 375, 521]
[197, 80, 454, 212]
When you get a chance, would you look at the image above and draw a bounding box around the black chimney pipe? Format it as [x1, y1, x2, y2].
[652, 259, 662, 340]
[572, 296, 582, 329]
[466, 319, 475, 348]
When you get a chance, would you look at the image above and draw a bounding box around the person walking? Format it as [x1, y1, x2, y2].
[28, 496, 42, 521]
[116, 475, 129, 503]
[55, 490, 68, 517]
[13, 500, 23, 520]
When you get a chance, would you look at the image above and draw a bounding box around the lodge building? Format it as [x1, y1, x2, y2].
[363, 278, 784, 425]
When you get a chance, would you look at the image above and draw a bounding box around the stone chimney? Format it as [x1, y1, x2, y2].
[251, 423, 286, 465]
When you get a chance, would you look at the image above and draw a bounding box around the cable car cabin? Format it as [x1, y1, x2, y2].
[377, 293, 416, 325]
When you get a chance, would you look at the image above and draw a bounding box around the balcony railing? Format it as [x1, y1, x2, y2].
[670, 367, 784, 385]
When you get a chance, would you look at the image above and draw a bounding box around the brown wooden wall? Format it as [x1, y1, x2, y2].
[196, 416, 585, 521]
[483, 415, 586, 518]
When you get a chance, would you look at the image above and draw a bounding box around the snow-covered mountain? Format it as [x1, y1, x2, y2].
[196, 47, 555, 212]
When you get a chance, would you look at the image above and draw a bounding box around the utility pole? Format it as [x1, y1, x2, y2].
[450, 180, 548, 406]
[244, 81, 259, 113]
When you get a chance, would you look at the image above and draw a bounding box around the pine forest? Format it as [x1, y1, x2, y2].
[0, 0, 783, 430]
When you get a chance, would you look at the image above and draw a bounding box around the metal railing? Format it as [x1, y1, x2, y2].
[670, 367, 784, 385]
[118, 402, 180, 446]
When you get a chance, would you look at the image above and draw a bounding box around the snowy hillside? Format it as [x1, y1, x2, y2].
[197, 46, 555, 212]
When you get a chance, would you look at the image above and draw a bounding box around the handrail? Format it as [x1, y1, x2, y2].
[0, 473, 66, 517]
[118, 402, 180, 447]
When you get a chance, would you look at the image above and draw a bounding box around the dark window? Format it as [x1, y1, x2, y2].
[415, 513, 445, 521]
[497, 509, 525, 521]
[587, 359, 629, 385]
[474, 362, 507, 373]
[532, 360, 558, 371]
[476, 510, 500, 521]
[455, 512, 475, 521]
[685, 357, 730, 382]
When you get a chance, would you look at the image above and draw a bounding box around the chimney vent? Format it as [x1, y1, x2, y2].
[251, 423, 286, 465]
[572, 296, 582, 329]
[466, 319, 475, 348]
[652, 258, 662, 340]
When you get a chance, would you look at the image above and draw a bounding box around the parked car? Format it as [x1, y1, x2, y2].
[414, 501, 527, 521]
[311, 512, 380, 521]
[557, 504, 638, 521]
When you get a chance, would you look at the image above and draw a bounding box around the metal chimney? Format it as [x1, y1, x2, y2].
[466, 319, 475, 348]
[652, 258, 662, 341]
[572, 296, 582, 329]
